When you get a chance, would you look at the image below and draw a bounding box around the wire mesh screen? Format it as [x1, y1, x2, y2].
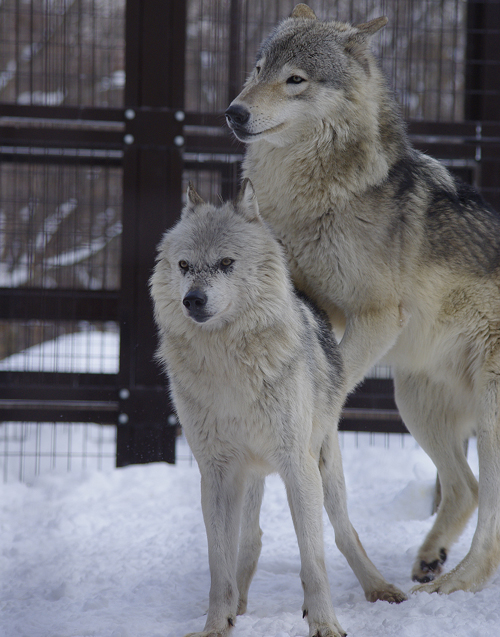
[1, 0, 499, 480]
[0, 150, 122, 483]
[0, 0, 125, 107]
[0, 0, 125, 481]
[0, 155, 122, 377]
[0, 316, 119, 482]
[0, 320, 119, 373]
[1, 422, 116, 482]
[185, 0, 467, 122]
[0, 158, 122, 290]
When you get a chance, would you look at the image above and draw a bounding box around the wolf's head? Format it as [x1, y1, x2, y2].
[151, 180, 289, 330]
[225, 3, 387, 147]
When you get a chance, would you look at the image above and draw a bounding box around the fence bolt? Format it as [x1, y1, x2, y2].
[118, 413, 129, 424]
[124, 134, 135, 145]
[175, 110, 185, 122]
[174, 135, 184, 147]
[119, 388, 130, 400]
[167, 414, 178, 425]
[124, 109, 136, 120]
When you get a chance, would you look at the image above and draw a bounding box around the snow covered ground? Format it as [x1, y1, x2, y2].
[1, 332, 498, 635]
[2, 433, 499, 637]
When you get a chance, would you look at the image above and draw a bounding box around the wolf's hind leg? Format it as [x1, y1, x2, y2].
[236, 474, 265, 615]
[412, 370, 500, 594]
[320, 433, 407, 603]
[394, 370, 479, 586]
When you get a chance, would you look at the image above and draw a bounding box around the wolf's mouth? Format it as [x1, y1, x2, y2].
[186, 301, 234, 328]
[228, 121, 288, 142]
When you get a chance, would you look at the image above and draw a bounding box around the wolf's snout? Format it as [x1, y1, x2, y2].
[225, 104, 250, 127]
[183, 289, 209, 322]
[183, 289, 207, 310]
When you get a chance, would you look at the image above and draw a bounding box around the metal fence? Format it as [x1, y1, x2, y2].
[1, 0, 499, 480]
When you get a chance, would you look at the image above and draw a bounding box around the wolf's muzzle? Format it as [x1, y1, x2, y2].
[183, 289, 209, 322]
[225, 104, 250, 128]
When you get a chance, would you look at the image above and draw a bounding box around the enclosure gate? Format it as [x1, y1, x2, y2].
[1, 0, 499, 468]
[0, 0, 188, 466]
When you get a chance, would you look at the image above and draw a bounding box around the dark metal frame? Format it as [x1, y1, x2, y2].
[115, 0, 186, 464]
[1, 0, 500, 465]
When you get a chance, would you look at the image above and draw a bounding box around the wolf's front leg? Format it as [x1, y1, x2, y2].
[282, 454, 347, 637]
[185, 465, 246, 637]
[340, 302, 409, 393]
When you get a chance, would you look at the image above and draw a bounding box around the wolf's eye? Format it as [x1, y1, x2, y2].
[255, 66, 261, 74]
[220, 258, 234, 269]
[179, 260, 189, 271]
[287, 75, 305, 84]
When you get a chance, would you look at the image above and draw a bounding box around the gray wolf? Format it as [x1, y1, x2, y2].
[225, 3, 500, 596]
[150, 180, 406, 637]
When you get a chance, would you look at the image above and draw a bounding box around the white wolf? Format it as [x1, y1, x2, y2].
[150, 180, 406, 637]
[225, 3, 500, 595]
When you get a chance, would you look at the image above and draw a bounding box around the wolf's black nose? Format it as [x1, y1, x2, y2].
[183, 290, 207, 310]
[183, 289, 209, 323]
[225, 104, 250, 127]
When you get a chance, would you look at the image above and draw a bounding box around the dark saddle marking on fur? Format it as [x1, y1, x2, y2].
[294, 289, 343, 379]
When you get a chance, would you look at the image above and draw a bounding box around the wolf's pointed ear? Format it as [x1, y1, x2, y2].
[290, 4, 317, 20]
[235, 178, 261, 222]
[354, 16, 388, 36]
[345, 17, 387, 70]
[187, 182, 205, 206]
[183, 182, 205, 217]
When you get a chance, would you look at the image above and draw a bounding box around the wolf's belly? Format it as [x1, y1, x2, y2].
[383, 313, 480, 397]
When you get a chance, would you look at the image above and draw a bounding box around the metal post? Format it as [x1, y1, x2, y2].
[465, 0, 500, 210]
[116, 0, 187, 467]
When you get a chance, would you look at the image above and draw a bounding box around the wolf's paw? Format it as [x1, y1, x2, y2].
[411, 561, 486, 595]
[411, 579, 441, 595]
[184, 633, 224, 637]
[184, 616, 235, 637]
[236, 597, 247, 615]
[308, 623, 347, 637]
[365, 583, 407, 603]
[303, 612, 346, 637]
[411, 573, 457, 595]
[411, 548, 447, 583]
[184, 631, 231, 637]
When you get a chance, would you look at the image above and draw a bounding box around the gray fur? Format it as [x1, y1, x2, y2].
[226, 4, 500, 595]
[150, 180, 405, 637]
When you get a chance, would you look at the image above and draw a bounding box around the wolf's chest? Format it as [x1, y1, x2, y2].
[173, 368, 283, 466]
[267, 208, 383, 308]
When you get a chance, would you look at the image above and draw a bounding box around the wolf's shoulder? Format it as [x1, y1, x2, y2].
[387, 149, 500, 274]
[293, 289, 343, 374]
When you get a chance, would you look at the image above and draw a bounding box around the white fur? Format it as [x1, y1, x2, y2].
[150, 180, 406, 637]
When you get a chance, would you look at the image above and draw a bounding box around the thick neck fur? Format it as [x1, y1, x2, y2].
[244, 64, 409, 220]
[155, 260, 302, 399]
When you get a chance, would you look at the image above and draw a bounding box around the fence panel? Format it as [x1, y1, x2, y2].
[1, 0, 499, 478]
